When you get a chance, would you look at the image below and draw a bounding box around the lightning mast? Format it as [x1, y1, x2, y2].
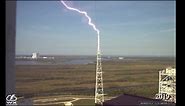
[95, 34, 104, 105]
[60, 1, 104, 105]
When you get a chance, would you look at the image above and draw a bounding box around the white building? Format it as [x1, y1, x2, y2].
[32, 53, 39, 59]
[118, 57, 124, 60]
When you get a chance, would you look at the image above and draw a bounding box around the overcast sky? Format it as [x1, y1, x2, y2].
[16, 1, 176, 56]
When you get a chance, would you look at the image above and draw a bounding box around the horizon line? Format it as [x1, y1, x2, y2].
[15, 54, 176, 57]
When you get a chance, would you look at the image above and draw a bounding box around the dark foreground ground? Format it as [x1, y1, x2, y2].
[15, 56, 175, 105]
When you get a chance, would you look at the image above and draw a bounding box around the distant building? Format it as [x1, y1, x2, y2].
[32, 53, 39, 59]
[118, 57, 124, 60]
[43, 57, 47, 59]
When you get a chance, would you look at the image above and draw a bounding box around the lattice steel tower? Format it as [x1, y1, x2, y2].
[95, 34, 104, 105]
[158, 67, 176, 103]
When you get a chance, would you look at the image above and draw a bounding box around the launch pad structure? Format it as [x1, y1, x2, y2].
[157, 67, 176, 103]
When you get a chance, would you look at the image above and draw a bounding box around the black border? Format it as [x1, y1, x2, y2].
[1, 0, 5, 105]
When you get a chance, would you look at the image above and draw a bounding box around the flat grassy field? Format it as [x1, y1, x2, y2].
[15, 56, 175, 105]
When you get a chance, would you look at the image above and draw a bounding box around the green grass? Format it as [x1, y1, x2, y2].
[16, 57, 175, 105]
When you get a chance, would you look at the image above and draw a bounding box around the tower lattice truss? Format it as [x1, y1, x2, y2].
[158, 67, 176, 103]
[95, 52, 104, 105]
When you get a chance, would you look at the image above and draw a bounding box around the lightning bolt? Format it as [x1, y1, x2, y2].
[60, 0, 100, 52]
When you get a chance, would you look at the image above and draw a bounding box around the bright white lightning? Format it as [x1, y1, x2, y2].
[60, 0, 100, 51]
